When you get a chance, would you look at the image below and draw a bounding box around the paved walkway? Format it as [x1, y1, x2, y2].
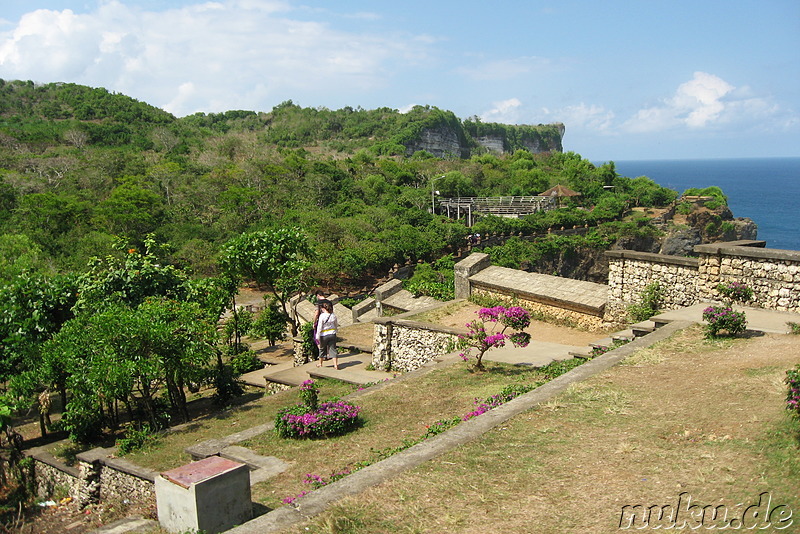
[652, 302, 799, 334]
[470, 265, 608, 315]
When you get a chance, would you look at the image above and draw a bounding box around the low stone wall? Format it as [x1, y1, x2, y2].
[371, 317, 463, 372]
[27, 444, 157, 509]
[31, 452, 80, 500]
[605, 250, 699, 322]
[470, 287, 606, 331]
[695, 243, 800, 312]
[605, 241, 800, 322]
[455, 253, 608, 331]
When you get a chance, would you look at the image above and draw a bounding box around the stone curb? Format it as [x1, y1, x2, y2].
[227, 320, 694, 533]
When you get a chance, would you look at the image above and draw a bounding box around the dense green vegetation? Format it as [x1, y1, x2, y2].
[0, 79, 685, 452]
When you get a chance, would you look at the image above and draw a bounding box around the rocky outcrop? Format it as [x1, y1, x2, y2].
[404, 126, 468, 158]
[405, 122, 565, 158]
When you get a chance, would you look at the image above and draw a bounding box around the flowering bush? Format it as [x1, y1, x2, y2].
[275, 379, 362, 439]
[298, 379, 319, 410]
[786, 365, 800, 417]
[462, 384, 535, 421]
[275, 400, 361, 439]
[716, 281, 754, 304]
[702, 306, 747, 338]
[458, 306, 531, 370]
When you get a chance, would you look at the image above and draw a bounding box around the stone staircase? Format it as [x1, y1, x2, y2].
[570, 319, 659, 359]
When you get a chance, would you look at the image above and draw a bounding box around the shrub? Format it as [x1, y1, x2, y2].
[275, 379, 361, 439]
[230, 350, 262, 375]
[786, 365, 800, 417]
[702, 306, 747, 338]
[627, 282, 663, 322]
[275, 400, 362, 439]
[251, 302, 288, 345]
[458, 306, 531, 371]
[298, 379, 319, 410]
[716, 281, 754, 304]
[116, 425, 157, 455]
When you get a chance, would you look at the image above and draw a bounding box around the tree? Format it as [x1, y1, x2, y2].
[220, 228, 314, 336]
[458, 306, 531, 371]
[40, 298, 217, 442]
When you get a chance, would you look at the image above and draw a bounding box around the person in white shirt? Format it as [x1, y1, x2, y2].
[315, 301, 339, 369]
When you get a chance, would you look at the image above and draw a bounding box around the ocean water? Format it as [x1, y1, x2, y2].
[606, 157, 800, 252]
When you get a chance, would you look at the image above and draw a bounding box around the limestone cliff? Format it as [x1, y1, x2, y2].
[403, 120, 564, 158]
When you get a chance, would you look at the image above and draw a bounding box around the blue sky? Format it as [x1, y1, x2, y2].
[1, 0, 798, 161]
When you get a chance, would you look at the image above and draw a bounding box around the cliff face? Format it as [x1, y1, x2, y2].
[405, 122, 564, 158]
[404, 126, 469, 158]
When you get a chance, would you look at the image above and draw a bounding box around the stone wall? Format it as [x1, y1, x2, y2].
[455, 253, 608, 331]
[695, 243, 800, 312]
[470, 287, 606, 331]
[605, 250, 699, 322]
[605, 241, 800, 322]
[371, 318, 463, 372]
[27, 444, 157, 509]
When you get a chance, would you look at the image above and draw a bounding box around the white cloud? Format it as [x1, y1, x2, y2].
[457, 56, 552, 82]
[544, 103, 615, 133]
[623, 72, 739, 132]
[480, 98, 523, 123]
[0, 0, 427, 115]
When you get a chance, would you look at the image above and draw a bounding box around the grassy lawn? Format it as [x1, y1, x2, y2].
[127, 358, 580, 511]
[282, 326, 800, 533]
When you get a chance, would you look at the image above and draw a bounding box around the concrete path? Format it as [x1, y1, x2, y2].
[652, 302, 800, 334]
[239, 348, 395, 388]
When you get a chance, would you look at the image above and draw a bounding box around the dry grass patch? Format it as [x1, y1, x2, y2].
[243, 361, 576, 509]
[289, 328, 800, 534]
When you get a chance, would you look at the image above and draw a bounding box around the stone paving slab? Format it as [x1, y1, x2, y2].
[481, 340, 584, 366]
[653, 303, 800, 334]
[382, 289, 440, 312]
[470, 265, 608, 313]
[242, 350, 394, 388]
[220, 445, 289, 484]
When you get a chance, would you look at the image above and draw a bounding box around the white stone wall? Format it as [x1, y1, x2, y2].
[371, 320, 460, 372]
[698, 253, 800, 312]
[606, 244, 800, 322]
[606, 256, 699, 322]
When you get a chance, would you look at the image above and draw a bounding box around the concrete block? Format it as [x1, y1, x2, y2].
[156, 456, 251, 534]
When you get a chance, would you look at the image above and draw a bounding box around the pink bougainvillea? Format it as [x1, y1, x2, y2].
[458, 306, 531, 370]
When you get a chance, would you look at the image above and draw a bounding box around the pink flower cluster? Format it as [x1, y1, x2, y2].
[280, 401, 361, 437]
[459, 305, 532, 368]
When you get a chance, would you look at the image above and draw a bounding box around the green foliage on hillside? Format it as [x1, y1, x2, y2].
[0, 79, 714, 446]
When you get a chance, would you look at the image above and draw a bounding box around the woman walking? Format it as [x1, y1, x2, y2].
[315, 301, 339, 369]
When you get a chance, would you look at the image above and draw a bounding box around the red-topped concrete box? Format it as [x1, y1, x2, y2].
[156, 456, 251, 533]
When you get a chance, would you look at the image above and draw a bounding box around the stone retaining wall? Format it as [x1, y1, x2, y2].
[455, 253, 607, 331]
[470, 287, 606, 331]
[27, 444, 157, 509]
[606, 241, 800, 322]
[371, 318, 463, 372]
[605, 251, 699, 322]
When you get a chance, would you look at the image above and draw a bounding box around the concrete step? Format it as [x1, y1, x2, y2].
[382, 289, 440, 312]
[568, 346, 594, 359]
[630, 320, 656, 337]
[357, 308, 380, 323]
[611, 329, 635, 342]
[87, 516, 159, 534]
[219, 445, 289, 484]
